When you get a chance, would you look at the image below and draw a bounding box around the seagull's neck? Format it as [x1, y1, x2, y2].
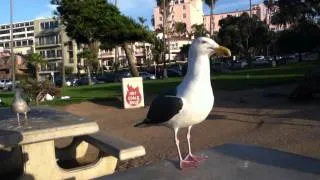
[183, 52, 211, 84]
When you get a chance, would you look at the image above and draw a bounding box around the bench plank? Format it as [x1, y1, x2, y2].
[82, 132, 146, 161]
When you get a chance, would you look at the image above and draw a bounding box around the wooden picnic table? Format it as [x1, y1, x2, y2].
[0, 107, 145, 180]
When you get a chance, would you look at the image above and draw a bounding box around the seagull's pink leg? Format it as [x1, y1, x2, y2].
[184, 126, 208, 163]
[174, 128, 199, 169]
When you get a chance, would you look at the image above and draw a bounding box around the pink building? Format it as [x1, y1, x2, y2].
[0, 48, 27, 79]
[153, 0, 203, 33]
[154, 1, 286, 35]
[203, 3, 285, 33]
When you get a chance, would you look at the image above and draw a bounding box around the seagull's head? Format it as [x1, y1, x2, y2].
[191, 37, 231, 57]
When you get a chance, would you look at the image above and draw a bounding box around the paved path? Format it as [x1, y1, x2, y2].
[99, 144, 320, 180]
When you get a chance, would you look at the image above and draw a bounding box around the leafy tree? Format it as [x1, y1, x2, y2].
[27, 53, 47, 82]
[52, 0, 151, 77]
[217, 13, 272, 65]
[271, 0, 320, 25]
[204, 0, 218, 35]
[276, 21, 320, 61]
[99, 16, 152, 77]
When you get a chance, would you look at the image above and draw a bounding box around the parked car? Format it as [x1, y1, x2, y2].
[167, 69, 183, 77]
[75, 77, 101, 86]
[114, 71, 132, 82]
[0, 80, 5, 89]
[139, 72, 156, 80]
[96, 73, 116, 83]
[0, 80, 12, 90]
[55, 76, 78, 87]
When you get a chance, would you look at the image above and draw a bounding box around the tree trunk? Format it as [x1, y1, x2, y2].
[36, 65, 40, 82]
[87, 65, 92, 85]
[123, 42, 139, 77]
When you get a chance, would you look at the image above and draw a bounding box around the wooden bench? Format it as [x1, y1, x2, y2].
[81, 132, 146, 161]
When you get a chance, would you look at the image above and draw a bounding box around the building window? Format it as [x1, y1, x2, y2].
[183, 5, 185, 9]
[13, 28, 25, 33]
[159, 17, 162, 21]
[13, 34, 26, 38]
[27, 27, 34, 31]
[57, 49, 62, 57]
[4, 42, 9, 48]
[28, 40, 33, 46]
[40, 21, 58, 30]
[40, 51, 45, 58]
[183, 13, 186, 18]
[0, 30, 10, 35]
[27, 33, 34, 37]
[22, 40, 28, 46]
[180, 0, 184, 3]
[0, 43, 3, 47]
[16, 41, 22, 47]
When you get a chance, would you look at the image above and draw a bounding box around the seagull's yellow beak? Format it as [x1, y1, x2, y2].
[214, 46, 231, 57]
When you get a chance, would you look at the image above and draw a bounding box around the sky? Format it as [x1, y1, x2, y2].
[0, 0, 262, 28]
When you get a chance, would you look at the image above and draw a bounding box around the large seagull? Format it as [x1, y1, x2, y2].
[135, 37, 231, 169]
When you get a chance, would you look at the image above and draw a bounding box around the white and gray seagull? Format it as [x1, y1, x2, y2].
[135, 37, 231, 169]
[12, 88, 30, 126]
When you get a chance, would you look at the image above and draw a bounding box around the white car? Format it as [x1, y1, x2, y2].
[0, 80, 5, 88]
[0, 80, 11, 89]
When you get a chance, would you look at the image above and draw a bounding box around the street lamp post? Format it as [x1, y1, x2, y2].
[10, 0, 16, 90]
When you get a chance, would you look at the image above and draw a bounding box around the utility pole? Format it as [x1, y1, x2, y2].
[114, 0, 119, 71]
[249, 0, 252, 17]
[162, 0, 168, 78]
[10, 0, 15, 90]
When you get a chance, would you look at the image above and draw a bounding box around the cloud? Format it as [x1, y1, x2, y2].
[35, 3, 57, 20]
[47, 4, 58, 12]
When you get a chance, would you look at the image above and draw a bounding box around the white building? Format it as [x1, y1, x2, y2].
[0, 20, 35, 55]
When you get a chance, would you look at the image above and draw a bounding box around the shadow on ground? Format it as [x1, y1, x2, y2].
[214, 143, 320, 174]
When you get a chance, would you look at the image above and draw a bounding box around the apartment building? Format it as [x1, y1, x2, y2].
[0, 20, 35, 55]
[0, 48, 27, 80]
[33, 18, 79, 80]
[203, 3, 285, 33]
[98, 42, 152, 70]
[153, 0, 204, 33]
[153, 1, 285, 34]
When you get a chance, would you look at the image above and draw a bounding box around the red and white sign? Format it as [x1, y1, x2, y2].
[122, 77, 144, 109]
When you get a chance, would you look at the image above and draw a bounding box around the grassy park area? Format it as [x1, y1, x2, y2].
[1, 60, 319, 107]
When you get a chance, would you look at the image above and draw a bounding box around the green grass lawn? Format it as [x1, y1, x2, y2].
[1, 60, 319, 107]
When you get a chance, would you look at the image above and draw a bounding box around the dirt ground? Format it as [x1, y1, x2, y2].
[63, 84, 320, 171]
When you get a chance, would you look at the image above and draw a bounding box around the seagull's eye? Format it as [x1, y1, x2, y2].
[201, 41, 207, 44]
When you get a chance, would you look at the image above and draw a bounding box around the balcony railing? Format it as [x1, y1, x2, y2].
[35, 42, 61, 48]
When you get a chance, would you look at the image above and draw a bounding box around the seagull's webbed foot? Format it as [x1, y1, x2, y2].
[184, 154, 208, 163]
[180, 159, 199, 169]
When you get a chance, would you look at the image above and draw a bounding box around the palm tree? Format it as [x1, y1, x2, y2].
[138, 16, 149, 65]
[263, 0, 275, 24]
[175, 22, 187, 37]
[27, 53, 47, 82]
[204, 0, 218, 36]
[191, 24, 209, 38]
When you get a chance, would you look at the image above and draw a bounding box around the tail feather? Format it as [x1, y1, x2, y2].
[134, 118, 150, 127]
[134, 122, 145, 127]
